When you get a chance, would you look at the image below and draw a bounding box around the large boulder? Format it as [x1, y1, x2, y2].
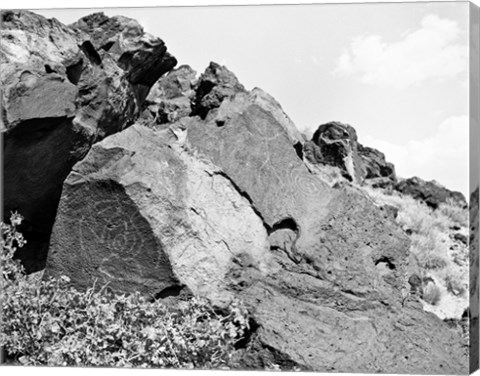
[395, 177, 467, 210]
[1, 10, 176, 272]
[46, 123, 272, 304]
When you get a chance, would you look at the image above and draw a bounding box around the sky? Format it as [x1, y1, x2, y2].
[29, 1, 471, 197]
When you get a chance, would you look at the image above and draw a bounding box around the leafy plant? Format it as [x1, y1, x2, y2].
[1, 213, 250, 368]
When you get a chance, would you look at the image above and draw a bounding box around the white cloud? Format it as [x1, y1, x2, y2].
[334, 15, 467, 89]
[362, 115, 469, 196]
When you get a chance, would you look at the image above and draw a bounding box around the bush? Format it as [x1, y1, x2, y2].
[422, 283, 442, 306]
[445, 273, 467, 296]
[1, 213, 250, 368]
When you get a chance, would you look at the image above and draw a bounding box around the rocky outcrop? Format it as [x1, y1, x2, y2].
[470, 187, 479, 371]
[5, 11, 469, 374]
[395, 177, 467, 210]
[305, 121, 396, 187]
[46, 123, 271, 304]
[1, 10, 176, 272]
[358, 143, 396, 187]
[47, 61, 467, 372]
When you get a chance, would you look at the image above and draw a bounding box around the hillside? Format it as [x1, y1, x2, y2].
[0, 10, 474, 373]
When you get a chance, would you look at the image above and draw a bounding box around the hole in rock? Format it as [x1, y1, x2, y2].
[234, 318, 260, 350]
[293, 142, 304, 160]
[269, 217, 298, 234]
[66, 59, 83, 85]
[80, 41, 102, 66]
[153, 285, 185, 300]
[101, 41, 115, 52]
[375, 256, 396, 270]
[44, 64, 56, 73]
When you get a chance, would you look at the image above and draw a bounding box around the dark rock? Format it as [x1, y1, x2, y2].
[5, 12, 469, 372]
[307, 121, 363, 183]
[395, 177, 467, 210]
[306, 121, 397, 188]
[1, 10, 176, 272]
[192, 61, 246, 119]
[469, 187, 479, 371]
[71, 12, 177, 94]
[358, 144, 396, 181]
[453, 232, 468, 245]
[140, 65, 197, 125]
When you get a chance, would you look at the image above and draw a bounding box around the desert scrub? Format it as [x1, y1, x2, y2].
[1, 213, 250, 368]
[422, 283, 442, 306]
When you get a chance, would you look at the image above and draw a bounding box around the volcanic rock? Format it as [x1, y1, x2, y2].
[5, 11, 470, 374]
[358, 143, 396, 185]
[140, 65, 197, 125]
[46, 123, 272, 303]
[1, 10, 176, 272]
[306, 121, 396, 187]
[395, 177, 467, 210]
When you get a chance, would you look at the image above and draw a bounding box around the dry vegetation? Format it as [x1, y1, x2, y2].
[363, 186, 469, 317]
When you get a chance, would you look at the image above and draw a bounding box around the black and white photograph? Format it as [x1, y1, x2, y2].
[1, 0, 479, 374]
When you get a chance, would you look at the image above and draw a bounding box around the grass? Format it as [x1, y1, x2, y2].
[363, 186, 469, 312]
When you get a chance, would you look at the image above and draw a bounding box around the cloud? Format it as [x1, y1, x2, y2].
[361, 115, 469, 196]
[334, 15, 467, 89]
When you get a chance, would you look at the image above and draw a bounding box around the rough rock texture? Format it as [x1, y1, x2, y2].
[1, 10, 176, 272]
[358, 143, 396, 187]
[139, 65, 197, 125]
[395, 177, 467, 210]
[305, 121, 396, 187]
[47, 123, 271, 304]
[183, 86, 466, 373]
[470, 187, 479, 371]
[6, 11, 469, 374]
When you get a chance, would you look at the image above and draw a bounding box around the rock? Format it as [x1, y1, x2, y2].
[181, 82, 466, 372]
[1, 10, 176, 272]
[46, 123, 271, 304]
[6, 12, 469, 372]
[358, 144, 396, 183]
[70, 12, 177, 101]
[306, 121, 396, 187]
[249, 87, 304, 147]
[395, 177, 467, 210]
[307, 121, 363, 183]
[192, 61, 246, 119]
[140, 65, 197, 125]
[454, 232, 468, 245]
[469, 187, 479, 370]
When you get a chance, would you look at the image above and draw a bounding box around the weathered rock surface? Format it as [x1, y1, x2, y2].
[395, 176, 467, 210]
[1, 10, 176, 272]
[5, 11, 469, 374]
[47, 123, 272, 304]
[470, 187, 479, 371]
[305, 121, 396, 187]
[358, 143, 396, 186]
[139, 65, 197, 125]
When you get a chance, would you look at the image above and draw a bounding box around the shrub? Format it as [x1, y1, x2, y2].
[438, 199, 469, 228]
[1, 213, 250, 368]
[445, 273, 467, 296]
[422, 283, 442, 306]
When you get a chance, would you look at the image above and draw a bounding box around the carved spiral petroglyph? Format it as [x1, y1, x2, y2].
[65, 184, 146, 259]
[287, 166, 325, 200]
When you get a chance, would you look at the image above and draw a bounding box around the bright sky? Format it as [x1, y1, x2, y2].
[31, 1, 471, 197]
